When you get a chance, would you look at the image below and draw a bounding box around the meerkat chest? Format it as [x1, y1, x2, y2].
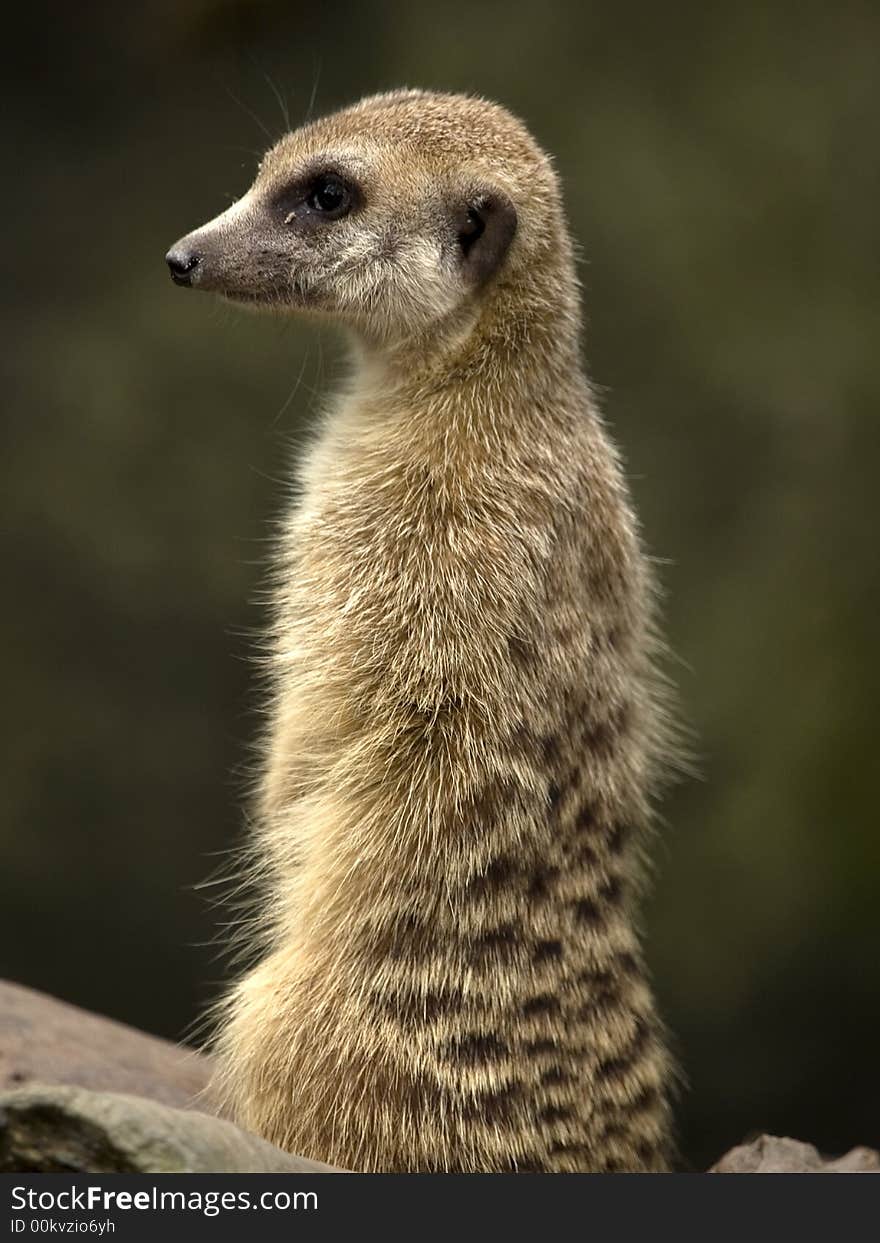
[287, 413, 550, 626]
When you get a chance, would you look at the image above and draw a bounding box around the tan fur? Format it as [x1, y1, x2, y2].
[169, 90, 678, 1172]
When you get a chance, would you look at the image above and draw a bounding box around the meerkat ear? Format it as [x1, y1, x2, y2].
[452, 189, 518, 288]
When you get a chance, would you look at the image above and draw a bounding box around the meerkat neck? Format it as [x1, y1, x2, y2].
[350, 249, 584, 410]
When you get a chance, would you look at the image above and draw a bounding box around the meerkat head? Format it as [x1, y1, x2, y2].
[166, 90, 564, 347]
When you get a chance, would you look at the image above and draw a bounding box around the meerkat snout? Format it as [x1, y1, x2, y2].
[165, 244, 200, 286]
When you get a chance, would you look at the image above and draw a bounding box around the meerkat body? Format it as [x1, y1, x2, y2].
[168, 90, 676, 1172]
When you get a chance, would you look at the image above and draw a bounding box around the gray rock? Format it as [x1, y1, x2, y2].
[0, 1083, 336, 1174]
[0, 979, 211, 1110]
[710, 1134, 880, 1173]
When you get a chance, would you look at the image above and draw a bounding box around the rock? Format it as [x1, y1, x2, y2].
[0, 1084, 336, 1174]
[0, 979, 211, 1109]
[710, 1134, 880, 1173]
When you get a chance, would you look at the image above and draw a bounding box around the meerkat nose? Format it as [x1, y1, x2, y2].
[165, 244, 201, 287]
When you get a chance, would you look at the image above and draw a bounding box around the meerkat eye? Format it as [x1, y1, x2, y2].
[306, 175, 352, 219]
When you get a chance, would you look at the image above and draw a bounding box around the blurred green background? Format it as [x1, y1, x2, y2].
[2, 1, 877, 1169]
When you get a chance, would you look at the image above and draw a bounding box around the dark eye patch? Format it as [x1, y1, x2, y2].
[272, 164, 361, 228]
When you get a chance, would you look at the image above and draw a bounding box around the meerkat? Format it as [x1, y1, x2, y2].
[166, 89, 677, 1173]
